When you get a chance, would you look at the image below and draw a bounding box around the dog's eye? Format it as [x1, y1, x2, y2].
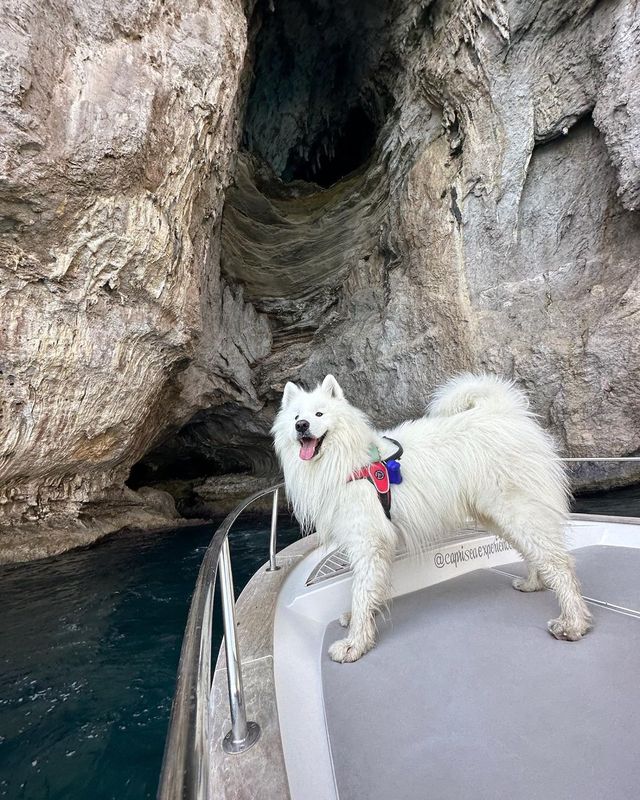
[315, 412, 323, 417]
[295, 415, 299, 420]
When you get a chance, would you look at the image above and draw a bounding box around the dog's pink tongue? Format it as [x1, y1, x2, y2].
[299, 438, 318, 461]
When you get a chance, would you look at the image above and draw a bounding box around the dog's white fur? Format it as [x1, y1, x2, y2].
[272, 374, 591, 663]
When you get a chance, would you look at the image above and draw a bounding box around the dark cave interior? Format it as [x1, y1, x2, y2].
[243, 0, 394, 188]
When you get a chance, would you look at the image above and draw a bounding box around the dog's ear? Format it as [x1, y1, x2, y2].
[322, 374, 344, 400]
[282, 381, 300, 408]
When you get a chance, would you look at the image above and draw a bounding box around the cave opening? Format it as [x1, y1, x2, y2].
[243, 0, 393, 189]
[128, 0, 403, 513]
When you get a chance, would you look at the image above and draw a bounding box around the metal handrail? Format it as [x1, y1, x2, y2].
[561, 457, 640, 462]
[267, 487, 281, 572]
[157, 481, 285, 800]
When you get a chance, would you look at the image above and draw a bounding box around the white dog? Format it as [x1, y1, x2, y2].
[272, 374, 591, 663]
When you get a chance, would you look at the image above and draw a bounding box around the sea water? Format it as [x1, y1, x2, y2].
[0, 518, 300, 800]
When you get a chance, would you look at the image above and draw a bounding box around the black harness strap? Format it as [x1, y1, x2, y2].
[382, 436, 403, 461]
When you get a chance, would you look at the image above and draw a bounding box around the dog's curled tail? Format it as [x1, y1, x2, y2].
[428, 373, 530, 417]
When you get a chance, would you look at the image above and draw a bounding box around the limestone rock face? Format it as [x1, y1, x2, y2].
[2, 0, 640, 557]
[0, 0, 270, 542]
[213, 0, 640, 495]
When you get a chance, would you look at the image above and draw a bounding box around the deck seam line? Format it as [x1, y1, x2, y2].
[490, 567, 640, 619]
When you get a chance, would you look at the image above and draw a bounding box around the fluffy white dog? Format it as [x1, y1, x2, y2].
[272, 374, 591, 663]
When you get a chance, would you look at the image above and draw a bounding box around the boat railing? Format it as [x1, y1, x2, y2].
[561, 457, 640, 462]
[157, 481, 284, 800]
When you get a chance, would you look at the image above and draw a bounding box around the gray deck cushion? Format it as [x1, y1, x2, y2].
[506, 544, 640, 610]
[322, 546, 640, 800]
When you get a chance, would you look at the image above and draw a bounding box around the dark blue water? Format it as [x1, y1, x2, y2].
[0, 517, 301, 800]
[0, 488, 638, 800]
[572, 483, 640, 516]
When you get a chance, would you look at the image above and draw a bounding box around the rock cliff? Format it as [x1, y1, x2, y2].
[1, 0, 639, 558]
[0, 0, 264, 558]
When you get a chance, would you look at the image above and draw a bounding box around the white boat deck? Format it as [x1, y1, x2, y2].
[208, 515, 640, 800]
[322, 545, 640, 800]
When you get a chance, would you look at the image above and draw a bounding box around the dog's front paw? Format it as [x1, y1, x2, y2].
[547, 617, 590, 641]
[328, 637, 369, 663]
[338, 612, 351, 628]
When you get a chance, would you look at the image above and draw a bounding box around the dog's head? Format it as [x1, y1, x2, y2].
[273, 374, 347, 462]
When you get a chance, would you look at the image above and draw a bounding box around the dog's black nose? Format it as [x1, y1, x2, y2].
[295, 419, 310, 434]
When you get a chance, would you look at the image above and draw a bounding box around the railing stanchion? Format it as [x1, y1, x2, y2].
[267, 488, 280, 572]
[219, 538, 261, 754]
[158, 481, 284, 796]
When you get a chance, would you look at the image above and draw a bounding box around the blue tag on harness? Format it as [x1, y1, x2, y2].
[386, 459, 402, 484]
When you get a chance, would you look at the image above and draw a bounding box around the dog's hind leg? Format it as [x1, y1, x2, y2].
[512, 567, 546, 593]
[476, 511, 545, 592]
[539, 555, 591, 641]
[481, 505, 591, 641]
[328, 528, 394, 663]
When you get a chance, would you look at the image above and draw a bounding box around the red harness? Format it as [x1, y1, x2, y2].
[349, 462, 390, 492]
[348, 437, 404, 519]
[348, 460, 392, 518]
[347, 416, 403, 519]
